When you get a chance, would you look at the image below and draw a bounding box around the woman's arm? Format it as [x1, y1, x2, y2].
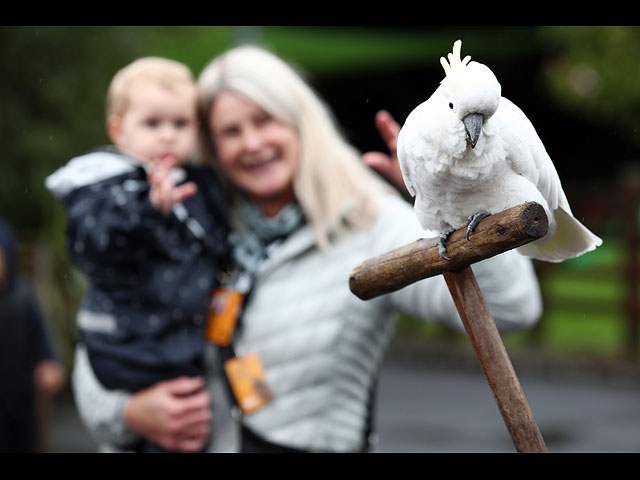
[71, 345, 139, 449]
[72, 345, 212, 452]
[382, 211, 543, 334]
[391, 250, 543, 333]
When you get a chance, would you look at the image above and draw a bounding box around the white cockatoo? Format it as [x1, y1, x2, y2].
[397, 39, 602, 262]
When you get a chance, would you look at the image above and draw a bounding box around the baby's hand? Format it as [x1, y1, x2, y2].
[148, 155, 198, 214]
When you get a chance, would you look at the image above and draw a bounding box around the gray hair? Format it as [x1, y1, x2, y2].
[197, 45, 394, 249]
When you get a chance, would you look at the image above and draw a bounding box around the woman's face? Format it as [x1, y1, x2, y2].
[209, 90, 300, 216]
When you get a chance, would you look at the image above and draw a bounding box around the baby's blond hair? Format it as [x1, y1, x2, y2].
[106, 57, 195, 119]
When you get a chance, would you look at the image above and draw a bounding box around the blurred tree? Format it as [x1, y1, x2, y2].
[0, 26, 148, 367]
[538, 26, 640, 153]
[0, 26, 235, 366]
[2, 27, 134, 238]
[0, 26, 234, 240]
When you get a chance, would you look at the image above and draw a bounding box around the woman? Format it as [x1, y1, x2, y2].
[72, 45, 542, 453]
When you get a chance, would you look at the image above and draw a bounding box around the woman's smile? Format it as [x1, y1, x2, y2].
[210, 91, 300, 216]
[241, 149, 279, 171]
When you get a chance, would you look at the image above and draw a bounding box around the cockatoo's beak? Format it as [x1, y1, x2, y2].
[463, 113, 484, 149]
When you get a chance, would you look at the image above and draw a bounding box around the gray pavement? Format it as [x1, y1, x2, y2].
[45, 339, 640, 453]
[373, 356, 640, 453]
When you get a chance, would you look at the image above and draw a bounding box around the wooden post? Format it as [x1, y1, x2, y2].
[349, 202, 549, 453]
[443, 267, 547, 452]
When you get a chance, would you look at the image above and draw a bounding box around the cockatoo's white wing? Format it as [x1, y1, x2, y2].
[397, 106, 422, 198]
[496, 98, 602, 261]
[397, 154, 416, 198]
[496, 97, 569, 214]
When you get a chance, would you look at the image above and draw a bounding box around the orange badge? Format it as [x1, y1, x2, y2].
[224, 353, 273, 414]
[206, 288, 243, 346]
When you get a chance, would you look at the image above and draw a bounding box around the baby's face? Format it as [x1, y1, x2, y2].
[111, 80, 197, 165]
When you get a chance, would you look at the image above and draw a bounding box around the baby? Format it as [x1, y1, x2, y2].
[46, 57, 228, 452]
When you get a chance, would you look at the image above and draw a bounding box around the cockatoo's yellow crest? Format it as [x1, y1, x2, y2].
[440, 40, 471, 76]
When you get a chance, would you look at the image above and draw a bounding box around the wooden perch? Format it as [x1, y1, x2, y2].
[443, 267, 547, 452]
[349, 201, 549, 453]
[350, 201, 548, 300]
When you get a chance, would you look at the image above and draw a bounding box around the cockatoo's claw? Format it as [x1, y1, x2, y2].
[465, 210, 491, 240]
[438, 242, 452, 261]
[438, 226, 456, 261]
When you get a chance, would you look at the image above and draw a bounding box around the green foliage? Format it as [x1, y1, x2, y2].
[532, 236, 634, 356]
[0, 26, 237, 240]
[2, 27, 128, 236]
[0, 26, 238, 364]
[538, 26, 640, 150]
[258, 26, 540, 78]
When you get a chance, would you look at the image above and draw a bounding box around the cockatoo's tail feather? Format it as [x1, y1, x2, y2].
[517, 207, 602, 262]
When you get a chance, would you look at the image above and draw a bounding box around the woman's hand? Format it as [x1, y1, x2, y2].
[124, 376, 212, 452]
[363, 110, 407, 195]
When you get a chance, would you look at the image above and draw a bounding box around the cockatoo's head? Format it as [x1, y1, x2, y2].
[438, 40, 501, 149]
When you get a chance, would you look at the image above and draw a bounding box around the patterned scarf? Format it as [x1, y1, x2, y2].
[229, 199, 306, 283]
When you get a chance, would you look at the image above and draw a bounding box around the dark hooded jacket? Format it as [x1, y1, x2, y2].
[46, 148, 228, 391]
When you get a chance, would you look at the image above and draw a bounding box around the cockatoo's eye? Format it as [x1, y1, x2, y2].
[449, 102, 454, 110]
